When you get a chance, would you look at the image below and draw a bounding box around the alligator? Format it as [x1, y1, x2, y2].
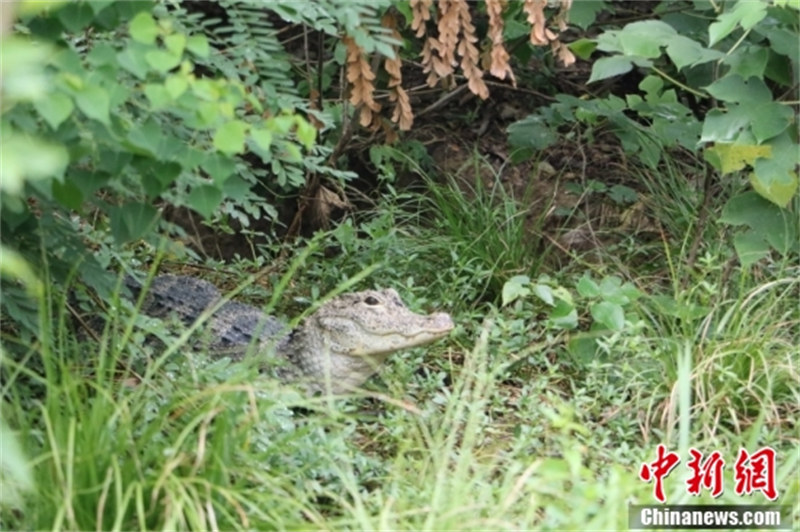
[126, 274, 454, 394]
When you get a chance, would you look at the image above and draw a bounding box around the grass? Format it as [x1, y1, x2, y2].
[2, 156, 799, 530]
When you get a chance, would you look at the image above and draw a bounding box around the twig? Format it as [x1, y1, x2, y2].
[67, 301, 102, 343]
[416, 84, 469, 117]
[684, 164, 715, 285]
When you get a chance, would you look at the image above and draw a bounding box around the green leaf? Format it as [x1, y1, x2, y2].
[569, 38, 597, 61]
[649, 295, 709, 321]
[507, 115, 558, 149]
[591, 301, 625, 331]
[751, 132, 800, 207]
[548, 299, 578, 330]
[88, 0, 116, 15]
[723, 45, 769, 79]
[51, 47, 84, 76]
[74, 84, 110, 125]
[164, 33, 186, 56]
[599, 276, 633, 305]
[129, 12, 158, 44]
[250, 128, 273, 152]
[732, 229, 771, 267]
[186, 35, 210, 57]
[721, 191, 797, 254]
[618, 20, 676, 58]
[195, 101, 220, 127]
[1, 36, 55, 102]
[533, 283, 555, 306]
[568, 0, 608, 31]
[152, 161, 183, 186]
[56, 2, 94, 33]
[34, 92, 74, 129]
[245, 93, 264, 114]
[552, 286, 574, 306]
[125, 118, 164, 157]
[750, 102, 793, 144]
[280, 142, 302, 163]
[568, 336, 598, 363]
[750, 168, 799, 208]
[709, 1, 767, 46]
[705, 75, 771, 104]
[295, 118, 317, 150]
[213, 120, 248, 155]
[87, 43, 118, 68]
[0, 131, 69, 194]
[193, 79, 222, 101]
[665, 35, 723, 70]
[144, 83, 170, 109]
[704, 143, 772, 174]
[0, 416, 35, 509]
[217, 101, 235, 120]
[98, 150, 132, 174]
[333, 40, 348, 64]
[576, 275, 600, 298]
[145, 50, 181, 73]
[619, 282, 642, 302]
[223, 176, 255, 203]
[756, 27, 799, 61]
[187, 185, 223, 219]
[608, 184, 638, 204]
[133, 158, 181, 196]
[117, 43, 151, 79]
[393, 1, 413, 25]
[52, 178, 83, 210]
[501, 275, 530, 306]
[69, 169, 111, 197]
[588, 55, 634, 83]
[164, 75, 188, 99]
[177, 147, 205, 170]
[0, 244, 42, 299]
[700, 106, 750, 143]
[115, 1, 157, 22]
[109, 202, 159, 243]
[731, 1, 769, 29]
[595, 30, 622, 54]
[267, 115, 295, 135]
[202, 153, 237, 184]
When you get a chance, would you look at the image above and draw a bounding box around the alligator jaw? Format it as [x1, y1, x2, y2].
[364, 311, 454, 354]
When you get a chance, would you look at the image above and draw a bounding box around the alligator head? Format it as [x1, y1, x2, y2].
[282, 288, 454, 394]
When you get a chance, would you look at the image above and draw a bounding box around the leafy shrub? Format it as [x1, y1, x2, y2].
[502, 272, 644, 363]
[508, 0, 799, 265]
[0, 1, 356, 333]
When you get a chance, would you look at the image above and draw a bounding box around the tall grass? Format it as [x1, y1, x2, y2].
[423, 172, 549, 302]
[2, 155, 798, 530]
[2, 287, 644, 531]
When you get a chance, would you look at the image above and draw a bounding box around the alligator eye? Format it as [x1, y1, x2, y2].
[364, 296, 380, 306]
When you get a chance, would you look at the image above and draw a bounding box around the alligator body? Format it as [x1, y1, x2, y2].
[126, 275, 454, 394]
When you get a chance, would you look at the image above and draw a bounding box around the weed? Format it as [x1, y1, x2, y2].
[3, 159, 798, 530]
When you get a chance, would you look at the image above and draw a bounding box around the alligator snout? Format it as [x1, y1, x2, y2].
[424, 312, 455, 334]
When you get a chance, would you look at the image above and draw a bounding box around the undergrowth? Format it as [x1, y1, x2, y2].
[2, 156, 798, 530]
